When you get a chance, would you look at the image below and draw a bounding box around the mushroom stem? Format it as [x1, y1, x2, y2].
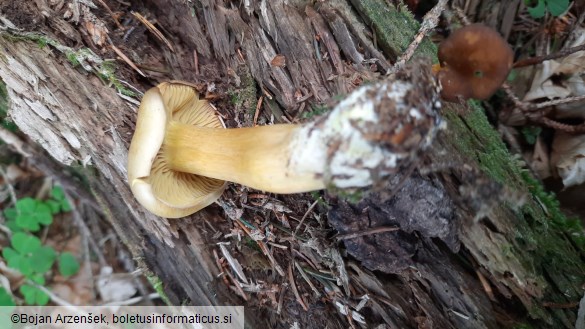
[164, 65, 441, 195]
[164, 122, 323, 193]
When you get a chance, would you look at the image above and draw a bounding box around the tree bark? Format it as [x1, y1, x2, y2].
[0, 0, 583, 328]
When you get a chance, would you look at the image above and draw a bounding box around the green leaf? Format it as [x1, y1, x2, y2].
[19, 285, 49, 305]
[30, 246, 56, 274]
[29, 273, 45, 285]
[546, 0, 569, 16]
[0, 288, 14, 306]
[5, 219, 21, 233]
[2, 247, 33, 277]
[45, 200, 61, 214]
[11, 232, 41, 254]
[3, 207, 16, 221]
[5, 234, 54, 277]
[527, 0, 546, 18]
[58, 252, 80, 278]
[2, 247, 18, 264]
[15, 198, 53, 231]
[50, 186, 72, 212]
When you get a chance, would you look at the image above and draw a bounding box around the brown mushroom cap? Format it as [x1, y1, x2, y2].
[437, 24, 513, 102]
[127, 81, 226, 218]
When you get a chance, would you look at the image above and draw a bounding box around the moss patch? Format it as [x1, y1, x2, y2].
[442, 100, 585, 318]
[350, 0, 437, 61]
[146, 274, 171, 305]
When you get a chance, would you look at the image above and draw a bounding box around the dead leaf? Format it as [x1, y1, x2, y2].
[551, 132, 585, 187]
[523, 28, 585, 118]
[96, 266, 137, 302]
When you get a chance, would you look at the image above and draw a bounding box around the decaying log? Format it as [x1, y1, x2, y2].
[0, 0, 583, 328]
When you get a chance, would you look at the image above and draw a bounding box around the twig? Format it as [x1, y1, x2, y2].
[513, 43, 585, 68]
[101, 293, 160, 306]
[225, 270, 249, 301]
[213, 249, 231, 287]
[293, 198, 320, 236]
[193, 50, 199, 75]
[253, 96, 263, 126]
[109, 43, 146, 77]
[532, 94, 585, 110]
[95, 0, 123, 30]
[452, 6, 471, 25]
[533, 116, 585, 133]
[288, 264, 308, 311]
[390, 0, 448, 73]
[294, 261, 320, 297]
[65, 192, 108, 267]
[336, 226, 399, 240]
[277, 282, 287, 315]
[131, 12, 174, 52]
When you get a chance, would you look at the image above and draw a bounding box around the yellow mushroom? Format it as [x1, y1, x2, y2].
[128, 62, 442, 218]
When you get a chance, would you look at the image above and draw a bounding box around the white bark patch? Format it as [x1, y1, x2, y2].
[61, 129, 81, 149]
[10, 96, 75, 164]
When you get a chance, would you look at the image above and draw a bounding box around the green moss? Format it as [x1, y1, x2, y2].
[96, 60, 136, 97]
[146, 274, 171, 305]
[0, 80, 17, 132]
[65, 51, 81, 67]
[442, 100, 585, 318]
[301, 104, 329, 119]
[227, 65, 257, 122]
[350, 0, 437, 60]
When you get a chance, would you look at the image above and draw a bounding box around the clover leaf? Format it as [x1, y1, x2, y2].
[0, 288, 14, 306]
[14, 198, 52, 231]
[2, 233, 56, 278]
[48, 186, 72, 214]
[58, 252, 80, 278]
[19, 285, 49, 306]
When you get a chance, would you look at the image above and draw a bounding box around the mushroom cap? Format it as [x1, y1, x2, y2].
[127, 81, 226, 218]
[437, 24, 513, 101]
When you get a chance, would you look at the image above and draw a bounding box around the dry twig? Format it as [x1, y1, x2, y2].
[288, 264, 308, 311]
[336, 226, 399, 240]
[131, 12, 174, 52]
[390, 0, 448, 73]
[293, 198, 321, 236]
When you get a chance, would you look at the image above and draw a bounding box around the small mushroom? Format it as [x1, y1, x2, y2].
[128, 62, 441, 218]
[436, 24, 513, 102]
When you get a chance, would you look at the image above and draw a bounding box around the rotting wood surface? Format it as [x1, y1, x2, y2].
[0, 0, 583, 328]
